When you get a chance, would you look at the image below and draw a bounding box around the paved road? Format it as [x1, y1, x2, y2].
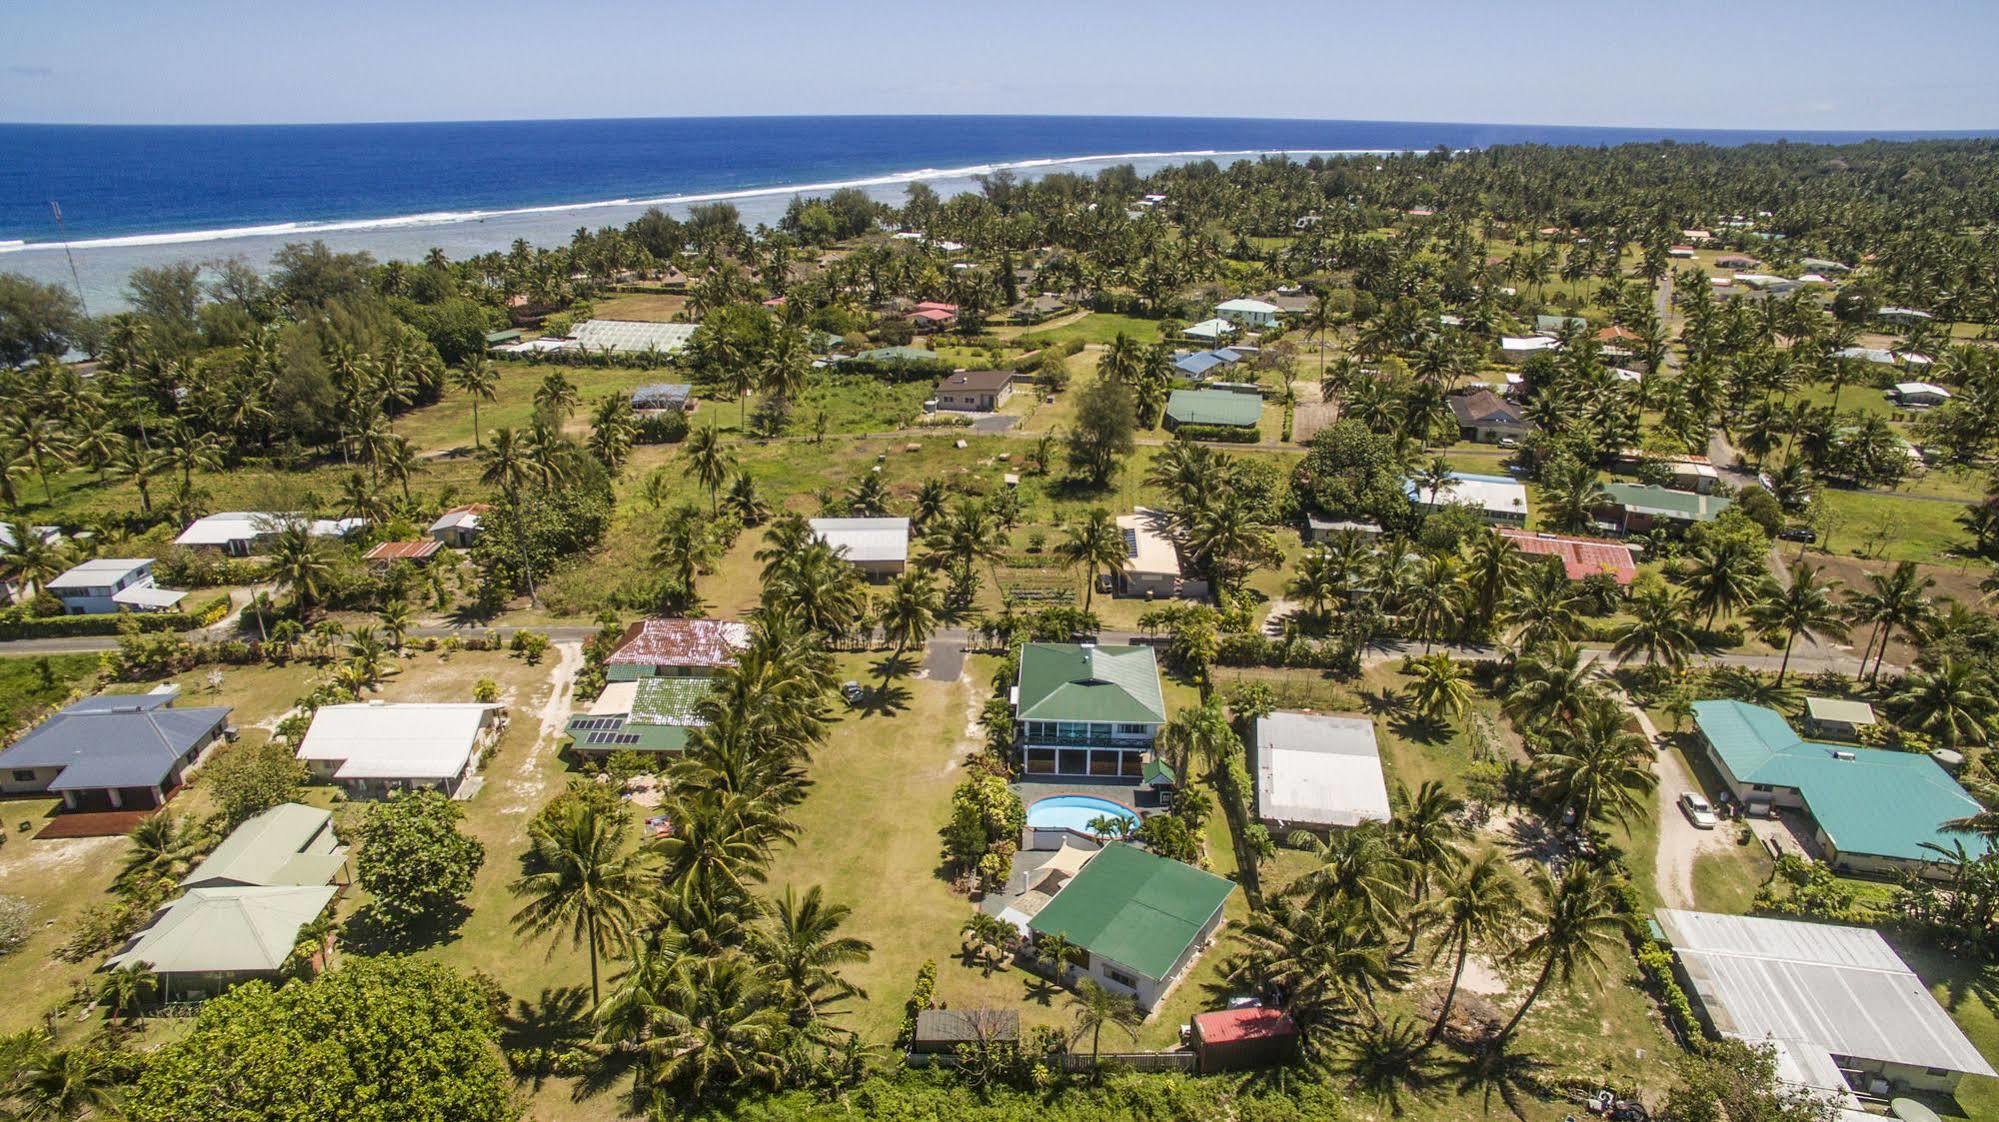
[921, 634, 966, 682]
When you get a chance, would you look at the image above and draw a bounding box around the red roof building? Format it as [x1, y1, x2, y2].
[363, 539, 444, 565]
[605, 619, 752, 678]
[1191, 1007, 1297, 1073]
[1499, 529, 1638, 585]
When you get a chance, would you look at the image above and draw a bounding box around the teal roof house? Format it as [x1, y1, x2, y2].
[1690, 700, 1989, 875]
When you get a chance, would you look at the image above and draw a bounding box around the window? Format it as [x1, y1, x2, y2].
[1104, 968, 1137, 988]
[9, 770, 35, 783]
[1057, 721, 1088, 740]
[1751, 784, 1773, 793]
[1926, 1067, 1949, 1077]
[1025, 748, 1057, 775]
[1116, 723, 1151, 736]
[1057, 748, 1087, 775]
[1088, 751, 1121, 777]
[1118, 752, 1143, 778]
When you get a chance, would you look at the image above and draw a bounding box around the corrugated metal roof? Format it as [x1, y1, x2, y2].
[106, 885, 336, 975]
[1165, 388, 1262, 427]
[1027, 844, 1235, 981]
[0, 695, 228, 792]
[295, 702, 495, 781]
[1254, 711, 1390, 829]
[47, 558, 151, 590]
[809, 518, 910, 564]
[1015, 643, 1166, 725]
[1657, 909, 1996, 1077]
[605, 619, 749, 669]
[182, 803, 344, 889]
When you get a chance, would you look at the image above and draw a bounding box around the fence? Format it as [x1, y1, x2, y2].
[906, 1050, 1196, 1074]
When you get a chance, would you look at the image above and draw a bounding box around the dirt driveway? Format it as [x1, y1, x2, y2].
[1632, 706, 1732, 908]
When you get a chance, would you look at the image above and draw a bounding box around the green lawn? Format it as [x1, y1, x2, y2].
[1819, 489, 1970, 562]
[0, 653, 103, 736]
[1017, 312, 1166, 349]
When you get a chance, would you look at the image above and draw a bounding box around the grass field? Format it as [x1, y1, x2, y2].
[0, 653, 103, 737]
[1819, 488, 1970, 562]
[1017, 312, 1166, 349]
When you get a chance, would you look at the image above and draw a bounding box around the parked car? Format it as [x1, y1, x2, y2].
[1679, 791, 1720, 829]
[1777, 526, 1816, 543]
[841, 681, 866, 705]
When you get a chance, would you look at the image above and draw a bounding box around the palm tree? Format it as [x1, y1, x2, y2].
[6, 414, 72, 505]
[268, 521, 331, 619]
[1054, 507, 1125, 613]
[99, 964, 157, 1021]
[1611, 587, 1699, 669]
[1504, 641, 1601, 732]
[720, 473, 769, 526]
[1424, 851, 1520, 1047]
[959, 912, 1014, 976]
[1849, 561, 1935, 684]
[844, 472, 892, 518]
[1531, 697, 1657, 826]
[104, 437, 159, 516]
[1683, 537, 1764, 631]
[1402, 551, 1461, 653]
[1748, 566, 1849, 684]
[115, 815, 203, 904]
[449, 357, 500, 451]
[509, 798, 659, 1009]
[479, 428, 540, 502]
[378, 435, 419, 504]
[754, 885, 872, 1024]
[876, 569, 940, 688]
[1407, 652, 1473, 727]
[0, 525, 65, 602]
[618, 955, 787, 1104]
[1496, 863, 1634, 1046]
[7, 1043, 125, 1120]
[1894, 658, 1999, 753]
[1391, 780, 1468, 951]
[653, 501, 720, 603]
[1067, 978, 1143, 1075]
[533, 371, 579, 420]
[1500, 565, 1586, 651]
[683, 424, 735, 512]
[376, 597, 412, 652]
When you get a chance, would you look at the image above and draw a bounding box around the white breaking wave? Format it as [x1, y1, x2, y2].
[0, 147, 1385, 255]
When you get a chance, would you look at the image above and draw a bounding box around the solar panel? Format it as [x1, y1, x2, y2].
[584, 730, 643, 746]
[567, 716, 629, 732]
[1123, 528, 1139, 558]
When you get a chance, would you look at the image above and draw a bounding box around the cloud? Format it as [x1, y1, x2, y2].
[5, 65, 55, 78]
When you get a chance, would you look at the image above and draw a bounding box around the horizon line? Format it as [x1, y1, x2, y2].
[4, 111, 1998, 136]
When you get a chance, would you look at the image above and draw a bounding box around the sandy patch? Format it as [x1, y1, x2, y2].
[1457, 954, 1510, 996]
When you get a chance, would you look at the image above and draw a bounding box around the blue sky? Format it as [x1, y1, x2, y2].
[5, 0, 1998, 129]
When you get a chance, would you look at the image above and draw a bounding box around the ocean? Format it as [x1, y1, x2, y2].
[2, 114, 1990, 312]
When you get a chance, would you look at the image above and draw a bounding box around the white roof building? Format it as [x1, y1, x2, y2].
[1500, 335, 1559, 353]
[1406, 472, 1530, 523]
[1893, 382, 1952, 403]
[46, 558, 150, 593]
[1253, 712, 1391, 830]
[295, 701, 500, 791]
[175, 512, 363, 551]
[1657, 909, 1997, 1099]
[1183, 318, 1238, 341]
[568, 319, 699, 355]
[808, 517, 910, 565]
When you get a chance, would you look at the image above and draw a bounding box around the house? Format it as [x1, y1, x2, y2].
[483, 329, 523, 349]
[1172, 348, 1247, 379]
[601, 618, 750, 681]
[294, 701, 503, 798]
[1263, 288, 1317, 316]
[1182, 317, 1238, 342]
[1598, 483, 1731, 533]
[1804, 697, 1877, 741]
[1689, 700, 1990, 876]
[428, 504, 490, 548]
[181, 803, 346, 890]
[1014, 643, 1166, 779]
[1833, 346, 1900, 366]
[1500, 335, 1558, 356]
[631, 383, 694, 412]
[808, 517, 910, 579]
[1655, 909, 1996, 1102]
[1114, 508, 1207, 600]
[1406, 472, 1529, 525]
[1668, 245, 1696, 258]
[1305, 515, 1384, 541]
[1252, 712, 1391, 832]
[1192, 1008, 1299, 1073]
[362, 540, 443, 569]
[176, 513, 365, 557]
[1448, 389, 1535, 443]
[1026, 843, 1235, 1010]
[102, 885, 337, 1000]
[1714, 255, 1759, 270]
[0, 691, 230, 810]
[1010, 294, 1068, 324]
[910, 1009, 1019, 1055]
[1595, 325, 1641, 346]
[1214, 298, 1280, 328]
[1163, 388, 1262, 432]
[909, 301, 959, 331]
[1498, 529, 1638, 584]
[46, 558, 185, 615]
[1877, 306, 1934, 325]
[568, 319, 698, 355]
[566, 677, 719, 758]
[1800, 256, 1850, 273]
[930, 369, 1015, 413]
[1891, 382, 1952, 407]
[1619, 453, 1722, 494]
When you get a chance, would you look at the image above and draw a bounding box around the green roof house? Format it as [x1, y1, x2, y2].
[567, 676, 719, 756]
[181, 803, 346, 890]
[1600, 483, 1732, 533]
[1164, 388, 1262, 431]
[1027, 843, 1236, 1009]
[104, 884, 337, 1000]
[1014, 643, 1167, 779]
[1690, 700, 1990, 875]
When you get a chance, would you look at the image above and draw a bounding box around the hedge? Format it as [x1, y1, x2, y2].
[1172, 424, 1260, 444]
[0, 594, 231, 641]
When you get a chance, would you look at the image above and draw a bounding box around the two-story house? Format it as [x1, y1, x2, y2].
[1013, 643, 1167, 779]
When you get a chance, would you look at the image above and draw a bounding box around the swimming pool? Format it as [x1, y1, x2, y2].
[1028, 794, 1139, 834]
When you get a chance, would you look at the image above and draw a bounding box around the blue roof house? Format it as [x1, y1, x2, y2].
[0, 692, 231, 811]
[1690, 700, 1990, 876]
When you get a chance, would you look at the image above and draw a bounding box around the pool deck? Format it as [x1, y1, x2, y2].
[1015, 778, 1159, 815]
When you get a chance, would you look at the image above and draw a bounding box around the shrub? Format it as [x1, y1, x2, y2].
[1171, 423, 1259, 444]
[0, 894, 31, 957]
[472, 677, 499, 703]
